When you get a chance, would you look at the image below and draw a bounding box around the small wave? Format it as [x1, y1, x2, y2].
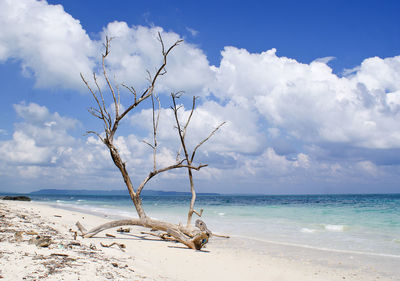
[301, 228, 317, 233]
[218, 212, 225, 216]
[324, 224, 347, 232]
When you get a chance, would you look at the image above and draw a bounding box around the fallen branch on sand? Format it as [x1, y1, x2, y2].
[76, 219, 213, 251]
[100, 242, 126, 252]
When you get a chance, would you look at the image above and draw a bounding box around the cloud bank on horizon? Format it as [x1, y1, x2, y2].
[0, 0, 399, 194]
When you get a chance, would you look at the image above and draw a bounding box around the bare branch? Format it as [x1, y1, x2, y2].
[81, 73, 101, 113]
[122, 83, 137, 103]
[157, 32, 165, 55]
[100, 242, 126, 252]
[81, 73, 111, 133]
[150, 94, 161, 171]
[155, 96, 161, 137]
[116, 83, 121, 111]
[85, 131, 105, 143]
[101, 38, 118, 129]
[193, 209, 204, 217]
[102, 36, 114, 57]
[142, 140, 155, 149]
[171, 93, 190, 162]
[116, 35, 183, 123]
[176, 149, 181, 162]
[174, 91, 184, 99]
[88, 107, 103, 119]
[182, 96, 196, 140]
[141, 231, 176, 241]
[151, 95, 157, 170]
[191, 122, 226, 163]
[93, 73, 109, 123]
[136, 161, 208, 196]
[75, 221, 87, 235]
[146, 70, 152, 83]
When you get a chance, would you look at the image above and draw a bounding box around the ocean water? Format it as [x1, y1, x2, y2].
[28, 193, 400, 257]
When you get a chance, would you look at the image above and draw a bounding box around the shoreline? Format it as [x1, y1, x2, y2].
[1, 200, 398, 280]
[32, 198, 400, 259]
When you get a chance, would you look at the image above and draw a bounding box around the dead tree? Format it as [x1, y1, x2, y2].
[77, 34, 223, 250]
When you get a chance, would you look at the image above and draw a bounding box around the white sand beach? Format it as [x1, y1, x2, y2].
[0, 200, 398, 281]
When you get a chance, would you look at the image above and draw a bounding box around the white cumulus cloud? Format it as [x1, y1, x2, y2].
[1, 0, 400, 193]
[100, 21, 213, 95]
[0, 102, 79, 165]
[0, 0, 95, 90]
[211, 47, 400, 149]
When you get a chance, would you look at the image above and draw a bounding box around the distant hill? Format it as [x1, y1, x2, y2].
[29, 189, 219, 196]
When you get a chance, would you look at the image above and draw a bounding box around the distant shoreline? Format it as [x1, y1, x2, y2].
[1, 189, 400, 197]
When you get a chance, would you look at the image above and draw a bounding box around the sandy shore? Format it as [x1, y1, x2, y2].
[0, 200, 398, 280]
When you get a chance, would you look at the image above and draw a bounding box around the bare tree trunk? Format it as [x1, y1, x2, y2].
[106, 142, 147, 219]
[186, 168, 199, 226]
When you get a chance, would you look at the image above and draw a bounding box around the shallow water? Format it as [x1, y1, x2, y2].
[27, 193, 400, 257]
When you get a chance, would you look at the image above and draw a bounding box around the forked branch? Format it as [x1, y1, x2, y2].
[170, 93, 225, 226]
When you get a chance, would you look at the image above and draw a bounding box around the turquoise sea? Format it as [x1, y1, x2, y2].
[26, 193, 400, 257]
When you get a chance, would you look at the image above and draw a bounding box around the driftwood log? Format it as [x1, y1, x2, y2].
[76, 219, 211, 250]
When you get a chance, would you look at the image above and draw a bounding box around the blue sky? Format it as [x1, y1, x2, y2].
[0, 0, 399, 194]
